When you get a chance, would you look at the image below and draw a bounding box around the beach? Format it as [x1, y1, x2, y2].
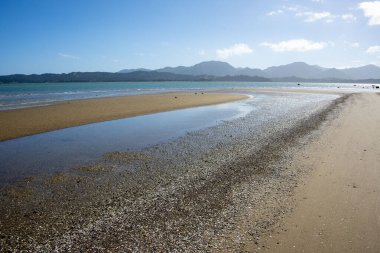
[256, 93, 380, 252]
[0, 89, 379, 252]
[2, 0, 380, 251]
[0, 92, 248, 141]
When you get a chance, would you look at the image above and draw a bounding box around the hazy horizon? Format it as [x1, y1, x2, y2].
[1, 0, 380, 75]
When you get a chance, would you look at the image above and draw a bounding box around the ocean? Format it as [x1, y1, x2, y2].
[0, 81, 365, 110]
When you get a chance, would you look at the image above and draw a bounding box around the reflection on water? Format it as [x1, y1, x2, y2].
[0, 98, 253, 185]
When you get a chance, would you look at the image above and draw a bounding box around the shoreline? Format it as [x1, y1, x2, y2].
[257, 93, 380, 252]
[0, 92, 248, 141]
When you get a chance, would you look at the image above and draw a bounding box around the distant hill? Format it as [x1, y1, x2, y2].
[0, 71, 198, 83]
[118, 68, 151, 73]
[157, 61, 266, 77]
[2, 61, 380, 84]
[263, 62, 380, 79]
[118, 61, 380, 80]
[341, 64, 380, 79]
[264, 62, 322, 79]
[156, 61, 237, 76]
[0, 71, 270, 84]
[263, 62, 349, 79]
[235, 67, 265, 77]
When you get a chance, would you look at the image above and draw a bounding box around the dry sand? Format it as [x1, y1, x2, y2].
[258, 93, 380, 252]
[0, 92, 248, 141]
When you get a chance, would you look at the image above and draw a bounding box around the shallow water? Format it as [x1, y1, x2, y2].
[0, 97, 253, 185]
[0, 91, 341, 186]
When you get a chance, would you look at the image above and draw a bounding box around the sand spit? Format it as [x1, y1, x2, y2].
[0, 92, 248, 141]
[0, 93, 350, 252]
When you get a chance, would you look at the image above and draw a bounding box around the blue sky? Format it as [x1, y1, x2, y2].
[0, 0, 380, 74]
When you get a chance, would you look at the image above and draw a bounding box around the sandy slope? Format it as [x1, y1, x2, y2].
[260, 93, 380, 252]
[0, 92, 247, 141]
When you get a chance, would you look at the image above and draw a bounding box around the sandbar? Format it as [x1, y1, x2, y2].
[0, 92, 248, 141]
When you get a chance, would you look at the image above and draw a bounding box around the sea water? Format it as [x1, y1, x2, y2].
[0, 97, 253, 184]
[0, 81, 364, 110]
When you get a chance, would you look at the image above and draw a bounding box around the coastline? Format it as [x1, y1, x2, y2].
[0, 92, 248, 141]
[257, 93, 380, 252]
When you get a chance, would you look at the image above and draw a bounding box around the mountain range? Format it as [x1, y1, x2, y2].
[121, 61, 380, 80]
[0, 71, 269, 84]
[1, 61, 380, 84]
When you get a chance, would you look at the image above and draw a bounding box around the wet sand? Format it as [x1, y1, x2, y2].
[256, 93, 380, 252]
[0, 92, 248, 141]
[0, 91, 348, 252]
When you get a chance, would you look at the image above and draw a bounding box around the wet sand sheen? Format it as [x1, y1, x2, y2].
[0, 92, 248, 141]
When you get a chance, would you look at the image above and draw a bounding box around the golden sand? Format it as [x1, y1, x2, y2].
[0, 92, 248, 141]
[259, 93, 380, 252]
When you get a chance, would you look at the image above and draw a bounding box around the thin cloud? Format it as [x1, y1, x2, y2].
[216, 43, 253, 59]
[271, 5, 356, 23]
[266, 9, 284, 16]
[359, 1, 380, 25]
[283, 5, 305, 12]
[366, 45, 380, 53]
[328, 41, 336, 47]
[341, 14, 357, 22]
[261, 39, 327, 52]
[296, 11, 334, 22]
[58, 53, 80, 60]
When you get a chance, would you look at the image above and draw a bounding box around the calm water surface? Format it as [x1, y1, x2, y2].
[0, 97, 254, 185]
[0, 81, 366, 110]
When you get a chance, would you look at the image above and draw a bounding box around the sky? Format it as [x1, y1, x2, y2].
[0, 0, 380, 75]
